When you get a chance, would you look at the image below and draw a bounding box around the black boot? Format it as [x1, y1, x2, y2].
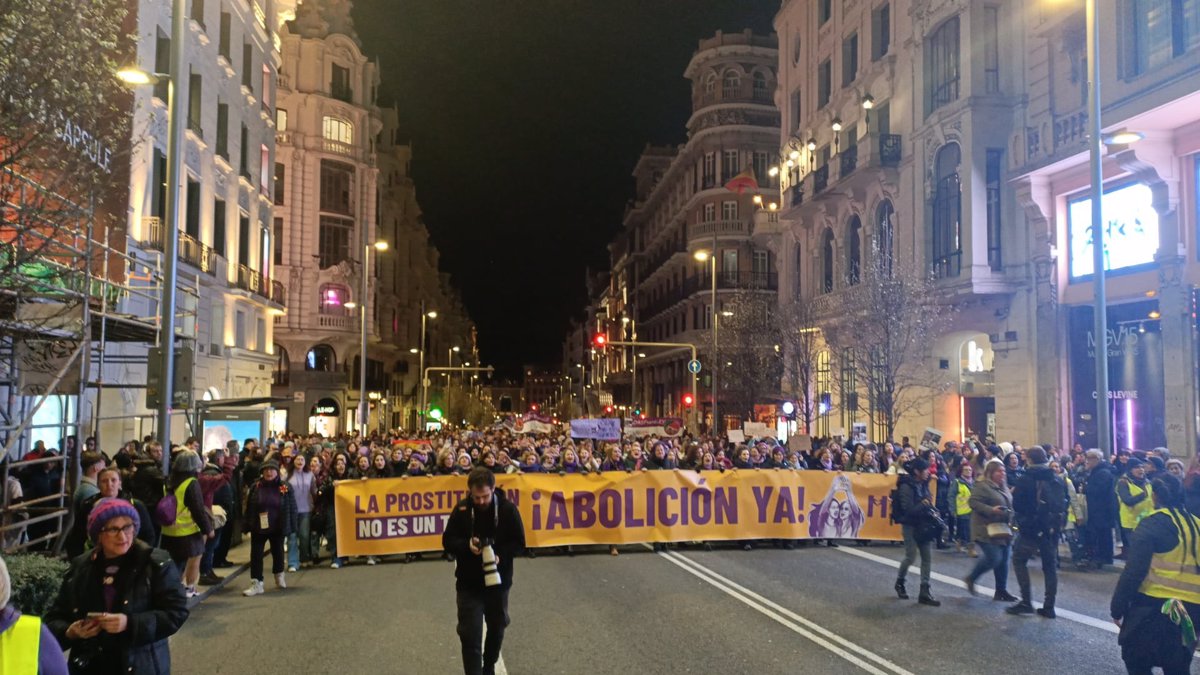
[918, 584, 940, 606]
[894, 578, 909, 599]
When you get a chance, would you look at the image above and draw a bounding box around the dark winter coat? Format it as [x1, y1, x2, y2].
[442, 489, 526, 592]
[895, 474, 934, 526]
[1011, 464, 1066, 535]
[1084, 462, 1119, 527]
[127, 459, 165, 514]
[244, 477, 298, 536]
[45, 540, 189, 674]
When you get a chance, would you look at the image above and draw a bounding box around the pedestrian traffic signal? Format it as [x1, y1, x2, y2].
[633, 407, 641, 416]
[593, 333, 607, 348]
[682, 393, 695, 407]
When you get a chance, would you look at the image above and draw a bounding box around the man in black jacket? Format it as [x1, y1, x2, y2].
[1007, 446, 1068, 617]
[1082, 449, 1118, 568]
[443, 467, 526, 675]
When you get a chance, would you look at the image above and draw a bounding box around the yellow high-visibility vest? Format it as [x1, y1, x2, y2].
[161, 477, 199, 538]
[1138, 508, 1200, 605]
[955, 480, 972, 517]
[1119, 480, 1154, 530]
[0, 614, 41, 674]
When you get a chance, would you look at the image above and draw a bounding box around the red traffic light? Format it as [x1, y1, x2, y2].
[530, 403, 539, 412]
[604, 405, 614, 414]
[593, 333, 608, 347]
[682, 393, 695, 407]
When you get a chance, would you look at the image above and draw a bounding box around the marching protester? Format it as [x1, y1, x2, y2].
[1117, 458, 1154, 558]
[159, 450, 213, 599]
[443, 467, 526, 675]
[1082, 449, 1119, 569]
[893, 457, 941, 606]
[287, 452, 317, 572]
[45, 498, 189, 674]
[963, 458, 1017, 602]
[1110, 473, 1200, 675]
[1007, 446, 1069, 618]
[242, 460, 298, 596]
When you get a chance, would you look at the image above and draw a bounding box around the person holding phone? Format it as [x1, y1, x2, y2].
[45, 498, 189, 674]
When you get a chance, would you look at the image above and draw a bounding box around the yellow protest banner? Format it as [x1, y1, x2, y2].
[334, 470, 903, 556]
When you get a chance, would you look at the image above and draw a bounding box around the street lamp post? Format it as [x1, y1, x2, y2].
[1084, 0, 1111, 457]
[348, 240, 387, 435]
[695, 249, 719, 435]
[417, 305, 437, 430]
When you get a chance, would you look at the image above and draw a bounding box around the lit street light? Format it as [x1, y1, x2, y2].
[356, 239, 389, 433]
[694, 248, 719, 433]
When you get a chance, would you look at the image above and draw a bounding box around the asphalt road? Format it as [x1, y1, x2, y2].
[168, 541, 1152, 675]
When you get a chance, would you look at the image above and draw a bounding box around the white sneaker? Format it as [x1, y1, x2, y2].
[274, 572, 287, 589]
[366, 556, 378, 565]
[287, 566, 298, 573]
[242, 579, 264, 597]
[330, 559, 341, 569]
[185, 586, 199, 599]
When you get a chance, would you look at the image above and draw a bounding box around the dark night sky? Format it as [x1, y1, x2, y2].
[353, 1, 778, 376]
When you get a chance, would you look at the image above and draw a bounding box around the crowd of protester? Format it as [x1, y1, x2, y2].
[4, 425, 1200, 671]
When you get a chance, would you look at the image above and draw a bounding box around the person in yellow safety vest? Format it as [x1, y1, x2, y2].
[953, 464, 976, 557]
[1111, 473, 1200, 675]
[158, 450, 213, 600]
[1117, 458, 1154, 559]
[0, 555, 69, 675]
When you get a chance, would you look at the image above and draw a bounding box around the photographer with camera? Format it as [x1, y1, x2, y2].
[892, 457, 943, 607]
[443, 467, 526, 675]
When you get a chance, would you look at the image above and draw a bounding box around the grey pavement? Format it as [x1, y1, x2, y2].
[168, 542, 1140, 675]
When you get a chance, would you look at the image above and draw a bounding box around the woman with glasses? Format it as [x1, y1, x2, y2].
[46, 498, 189, 674]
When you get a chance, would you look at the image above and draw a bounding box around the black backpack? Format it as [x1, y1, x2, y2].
[889, 480, 908, 525]
[1035, 476, 1070, 536]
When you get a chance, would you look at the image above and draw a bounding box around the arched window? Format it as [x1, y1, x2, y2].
[752, 71, 770, 101]
[821, 227, 835, 293]
[932, 143, 962, 278]
[273, 345, 290, 385]
[318, 284, 350, 314]
[925, 16, 960, 116]
[846, 215, 862, 286]
[305, 344, 336, 372]
[704, 72, 717, 96]
[321, 116, 353, 145]
[876, 199, 895, 278]
[722, 69, 741, 99]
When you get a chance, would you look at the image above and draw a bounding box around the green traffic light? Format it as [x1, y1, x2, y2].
[428, 408, 443, 420]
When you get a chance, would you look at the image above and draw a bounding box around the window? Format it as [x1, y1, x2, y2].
[984, 6, 1000, 93]
[846, 215, 862, 285]
[322, 116, 353, 145]
[753, 250, 769, 287]
[722, 200, 738, 221]
[722, 150, 740, 181]
[213, 198, 226, 256]
[276, 108, 288, 132]
[151, 149, 166, 220]
[188, 70, 202, 137]
[702, 153, 716, 188]
[821, 228, 835, 293]
[840, 348, 858, 431]
[794, 244, 804, 295]
[305, 345, 336, 371]
[273, 217, 283, 266]
[819, 0, 833, 25]
[238, 124, 248, 177]
[816, 350, 831, 437]
[318, 216, 352, 268]
[219, 9, 231, 59]
[260, 223, 270, 279]
[319, 285, 349, 315]
[273, 162, 285, 205]
[320, 160, 354, 215]
[260, 143, 270, 195]
[872, 3, 891, 60]
[722, 250, 738, 284]
[792, 32, 802, 65]
[753, 152, 770, 185]
[261, 64, 272, 111]
[185, 178, 200, 239]
[818, 59, 832, 108]
[273, 346, 290, 385]
[932, 143, 962, 278]
[331, 63, 352, 101]
[986, 149, 1003, 271]
[191, 0, 205, 28]
[704, 72, 717, 99]
[235, 309, 246, 348]
[722, 69, 741, 99]
[1126, 0, 1200, 76]
[238, 214, 251, 266]
[242, 42, 252, 89]
[703, 202, 716, 221]
[154, 30, 170, 102]
[842, 33, 859, 87]
[215, 102, 228, 159]
[752, 71, 770, 102]
[925, 16, 960, 116]
[876, 199, 895, 278]
[790, 88, 802, 132]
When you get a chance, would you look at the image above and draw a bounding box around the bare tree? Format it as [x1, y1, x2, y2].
[829, 248, 954, 442]
[711, 288, 783, 425]
[777, 299, 823, 434]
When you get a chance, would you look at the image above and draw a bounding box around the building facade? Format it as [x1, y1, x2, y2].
[761, 0, 1200, 455]
[590, 30, 782, 431]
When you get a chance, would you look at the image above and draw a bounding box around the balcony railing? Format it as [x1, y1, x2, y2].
[179, 233, 215, 275]
[318, 314, 354, 329]
[880, 134, 901, 167]
[1053, 109, 1087, 153]
[637, 271, 779, 321]
[788, 183, 804, 208]
[814, 165, 829, 195]
[270, 279, 286, 305]
[235, 263, 261, 295]
[839, 145, 858, 178]
[690, 219, 748, 240]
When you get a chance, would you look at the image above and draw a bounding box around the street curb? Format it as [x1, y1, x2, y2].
[188, 563, 250, 608]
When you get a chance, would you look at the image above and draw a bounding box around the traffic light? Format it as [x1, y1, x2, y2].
[530, 403, 540, 412]
[428, 407, 444, 421]
[604, 405, 614, 415]
[682, 393, 695, 408]
[593, 333, 607, 348]
[633, 407, 641, 417]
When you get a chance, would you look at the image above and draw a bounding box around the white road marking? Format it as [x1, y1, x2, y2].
[654, 547, 915, 675]
[833, 545, 1119, 634]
